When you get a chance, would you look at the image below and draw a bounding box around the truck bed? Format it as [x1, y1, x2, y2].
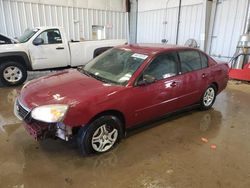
[69, 39, 127, 67]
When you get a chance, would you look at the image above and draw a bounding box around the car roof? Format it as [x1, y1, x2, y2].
[116, 43, 199, 56]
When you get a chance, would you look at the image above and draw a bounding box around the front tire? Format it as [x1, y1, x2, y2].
[77, 115, 123, 156]
[200, 85, 217, 110]
[0, 61, 27, 86]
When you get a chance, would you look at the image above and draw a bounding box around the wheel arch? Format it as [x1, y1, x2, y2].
[211, 82, 218, 92]
[0, 52, 32, 70]
[86, 109, 126, 137]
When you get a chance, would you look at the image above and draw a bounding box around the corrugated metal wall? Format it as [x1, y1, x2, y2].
[209, 0, 249, 61]
[137, 8, 178, 44]
[0, 0, 128, 40]
[137, 2, 204, 46]
[178, 3, 204, 45]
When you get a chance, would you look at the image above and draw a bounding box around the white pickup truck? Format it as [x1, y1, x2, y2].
[0, 26, 126, 86]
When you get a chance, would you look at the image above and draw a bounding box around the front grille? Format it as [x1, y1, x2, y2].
[16, 99, 30, 119]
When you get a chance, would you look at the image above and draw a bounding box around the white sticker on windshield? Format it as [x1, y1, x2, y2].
[131, 53, 148, 60]
[118, 74, 132, 82]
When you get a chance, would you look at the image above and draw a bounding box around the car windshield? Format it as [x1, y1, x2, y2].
[81, 48, 148, 85]
[17, 28, 39, 43]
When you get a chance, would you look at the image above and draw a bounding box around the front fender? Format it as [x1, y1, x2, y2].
[0, 52, 32, 70]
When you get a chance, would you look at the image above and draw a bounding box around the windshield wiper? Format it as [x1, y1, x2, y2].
[78, 67, 119, 85]
[88, 72, 110, 83]
[89, 72, 120, 84]
[77, 67, 91, 77]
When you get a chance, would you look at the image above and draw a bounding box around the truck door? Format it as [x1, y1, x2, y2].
[29, 29, 70, 70]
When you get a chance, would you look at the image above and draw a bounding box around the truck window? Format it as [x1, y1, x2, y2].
[36, 29, 62, 44]
[18, 28, 39, 43]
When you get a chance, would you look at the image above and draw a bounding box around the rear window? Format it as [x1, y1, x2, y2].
[178, 50, 202, 73]
[200, 52, 208, 68]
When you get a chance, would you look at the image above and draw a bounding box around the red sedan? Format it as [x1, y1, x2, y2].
[14, 44, 229, 155]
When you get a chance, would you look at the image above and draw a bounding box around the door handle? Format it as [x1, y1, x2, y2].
[56, 47, 64, 50]
[202, 73, 207, 78]
[170, 81, 178, 87]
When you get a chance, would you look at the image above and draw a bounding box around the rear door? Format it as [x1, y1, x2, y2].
[128, 52, 182, 126]
[176, 50, 210, 108]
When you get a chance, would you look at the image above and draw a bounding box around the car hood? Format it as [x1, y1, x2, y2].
[0, 33, 19, 43]
[20, 69, 125, 109]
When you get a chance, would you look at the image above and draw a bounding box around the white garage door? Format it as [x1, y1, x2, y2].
[137, 1, 204, 46]
[209, 0, 249, 61]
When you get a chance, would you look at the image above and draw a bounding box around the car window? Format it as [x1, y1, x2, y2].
[36, 29, 62, 44]
[143, 53, 178, 80]
[179, 50, 201, 73]
[83, 48, 147, 85]
[200, 52, 208, 68]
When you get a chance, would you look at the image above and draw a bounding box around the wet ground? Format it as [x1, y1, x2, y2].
[0, 73, 250, 188]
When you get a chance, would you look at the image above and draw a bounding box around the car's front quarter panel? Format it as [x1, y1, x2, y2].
[62, 87, 131, 128]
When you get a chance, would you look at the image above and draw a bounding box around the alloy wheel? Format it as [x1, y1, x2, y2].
[3, 66, 23, 83]
[203, 87, 215, 107]
[91, 124, 118, 152]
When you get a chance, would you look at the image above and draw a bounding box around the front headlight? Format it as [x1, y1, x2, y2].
[31, 104, 69, 123]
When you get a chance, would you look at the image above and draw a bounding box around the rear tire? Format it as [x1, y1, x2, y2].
[0, 61, 27, 86]
[77, 115, 123, 156]
[200, 84, 217, 110]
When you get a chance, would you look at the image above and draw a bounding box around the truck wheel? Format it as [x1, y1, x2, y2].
[77, 115, 123, 156]
[0, 61, 27, 86]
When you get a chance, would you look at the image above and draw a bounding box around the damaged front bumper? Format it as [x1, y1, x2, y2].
[23, 121, 72, 141]
[23, 121, 56, 140]
[14, 98, 73, 141]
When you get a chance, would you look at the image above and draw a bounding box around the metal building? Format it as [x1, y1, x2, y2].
[0, 0, 129, 40]
[137, 0, 250, 61]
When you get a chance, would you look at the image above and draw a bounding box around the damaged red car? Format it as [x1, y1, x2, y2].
[14, 44, 229, 155]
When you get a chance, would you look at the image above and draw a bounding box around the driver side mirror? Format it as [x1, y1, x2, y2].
[33, 38, 44, 46]
[137, 74, 156, 86]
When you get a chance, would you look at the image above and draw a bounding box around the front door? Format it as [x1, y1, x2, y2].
[128, 52, 181, 126]
[28, 29, 70, 70]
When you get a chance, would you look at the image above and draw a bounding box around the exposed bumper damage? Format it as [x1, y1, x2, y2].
[14, 98, 72, 141]
[23, 122, 72, 141]
[23, 122, 56, 141]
